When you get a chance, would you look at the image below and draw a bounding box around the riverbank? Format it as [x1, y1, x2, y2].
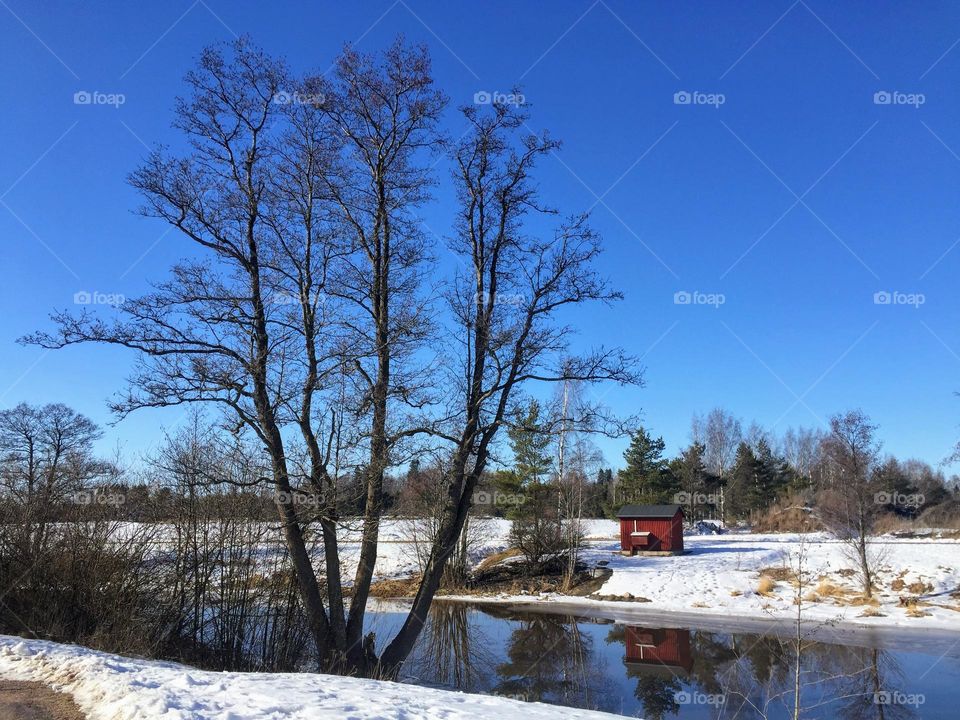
[0, 635, 628, 720]
[445, 529, 960, 634]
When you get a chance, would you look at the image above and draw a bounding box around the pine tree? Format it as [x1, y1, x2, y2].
[613, 427, 675, 507]
[675, 441, 710, 520]
[752, 439, 790, 511]
[507, 399, 553, 487]
[726, 442, 758, 521]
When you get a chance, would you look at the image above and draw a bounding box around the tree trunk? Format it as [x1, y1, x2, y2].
[379, 457, 478, 674]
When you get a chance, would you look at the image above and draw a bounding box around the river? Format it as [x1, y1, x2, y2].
[365, 599, 960, 719]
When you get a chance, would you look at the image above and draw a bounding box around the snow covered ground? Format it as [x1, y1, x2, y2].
[113, 518, 960, 631]
[365, 519, 960, 634]
[468, 528, 960, 632]
[0, 635, 627, 720]
[109, 517, 618, 585]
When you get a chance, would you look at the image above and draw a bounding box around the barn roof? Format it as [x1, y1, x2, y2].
[616, 504, 683, 518]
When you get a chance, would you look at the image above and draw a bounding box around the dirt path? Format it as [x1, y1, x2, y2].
[0, 681, 86, 720]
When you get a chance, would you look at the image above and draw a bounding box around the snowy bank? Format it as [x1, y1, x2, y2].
[457, 531, 960, 633]
[0, 635, 628, 720]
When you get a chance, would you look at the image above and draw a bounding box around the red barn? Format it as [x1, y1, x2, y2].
[617, 504, 684, 555]
[623, 626, 693, 674]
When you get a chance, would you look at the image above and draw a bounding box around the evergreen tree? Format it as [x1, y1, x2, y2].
[726, 442, 757, 521]
[751, 438, 790, 511]
[507, 400, 553, 486]
[612, 427, 675, 508]
[675, 441, 711, 520]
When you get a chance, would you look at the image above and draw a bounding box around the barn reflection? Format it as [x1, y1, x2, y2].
[623, 626, 694, 675]
[395, 604, 934, 720]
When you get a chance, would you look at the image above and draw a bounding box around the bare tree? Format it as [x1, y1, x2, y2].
[0, 402, 112, 555]
[23, 38, 350, 666]
[779, 426, 824, 490]
[24, 43, 636, 677]
[817, 410, 883, 597]
[551, 378, 601, 589]
[692, 408, 742, 521]
[378, 101, 641, 672]
[692, 408, 742, 480]
[306, 41, 446, 665]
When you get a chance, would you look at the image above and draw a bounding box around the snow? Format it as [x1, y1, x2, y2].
[0, 635, 628, 720]
[111, 518, 960, 631]
[471, 530, 960, 632]
[99, 518, 960, 632]
[6, 523, 959, 718]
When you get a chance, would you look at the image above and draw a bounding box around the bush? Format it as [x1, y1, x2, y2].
[508, 482, 568, 571]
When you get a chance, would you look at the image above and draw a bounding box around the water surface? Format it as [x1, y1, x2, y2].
[365, 600, 960, 719]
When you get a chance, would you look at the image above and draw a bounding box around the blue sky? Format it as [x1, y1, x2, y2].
[2, 1, 960, 472]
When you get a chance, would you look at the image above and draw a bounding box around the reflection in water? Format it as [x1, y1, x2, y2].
[611, 626, 692, 720]
[491, 612, 612, 709]
[404, 601, 496, 690]
[716, 633, 915, 720]
[393, 603, 945, 719]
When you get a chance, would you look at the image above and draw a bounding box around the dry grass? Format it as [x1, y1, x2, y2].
[591, 592, 651, 602]
[859, 607, 886, 617]
[761, 566, 797, 582]
[907, 580, 934, 595]
[751, 496, 822, 533]
[848, 595, 881, 607]
[906, 606, 932, 618]
[729, 589, 743, 597]
[815, 580, 847, 598]
[474, 547, 521, 573]
[756, 576, 777, 596]
[368, 576, 420, 598]
[873, 514, 916, 535]
[691, 600, 711, 608]
[891, 578, 906, 591]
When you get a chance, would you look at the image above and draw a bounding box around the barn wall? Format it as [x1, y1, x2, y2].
[672, 514, 684, 550]
[619, 512, 685, 552]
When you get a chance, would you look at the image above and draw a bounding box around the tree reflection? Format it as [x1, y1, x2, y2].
[604, 623, 920, 720]
[831, 647, 916, 720]
[404, 606, 929, 720]
[403, 602, 497, 691]
[492, 612, 613, 712]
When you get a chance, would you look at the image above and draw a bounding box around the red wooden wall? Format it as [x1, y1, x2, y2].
[618, 511, 684, 552]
